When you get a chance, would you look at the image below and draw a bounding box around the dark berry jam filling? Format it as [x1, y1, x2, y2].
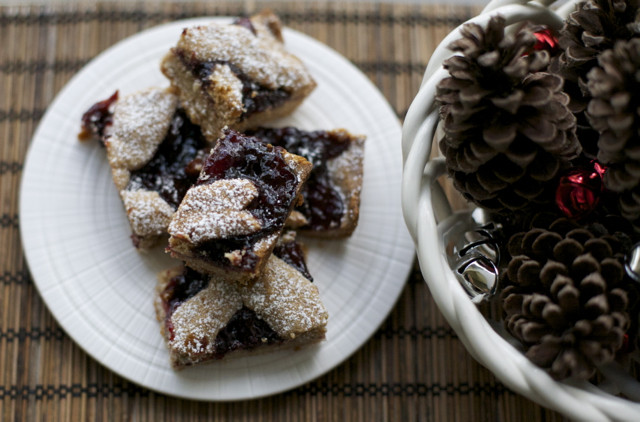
[161, 268, 282, 359]
[79, 91, 119, 143]
[248, 127, 351, 231]
[299, 178, 344, 231]
[176, 50, 290, 120]
[213, 307, 282, 359]
[126, 109, 208, 208]
[162, 231, 312, 358]
[195, 130, 299, 270]
[273, 239, 313, 282]
[160, 267, 210, 341]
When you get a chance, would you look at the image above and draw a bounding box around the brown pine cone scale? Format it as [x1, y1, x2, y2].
[501, 217, 632, 380]
[437, 17, 579, 214]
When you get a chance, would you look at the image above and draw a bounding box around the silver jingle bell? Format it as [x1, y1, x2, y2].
[441, 210, 501, 303]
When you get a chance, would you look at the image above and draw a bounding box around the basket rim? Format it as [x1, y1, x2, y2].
[401, 0, 640, 420]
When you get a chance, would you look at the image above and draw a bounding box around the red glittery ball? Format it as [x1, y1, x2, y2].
[533, 28, 559, 55]
[555, 163, 606, 219]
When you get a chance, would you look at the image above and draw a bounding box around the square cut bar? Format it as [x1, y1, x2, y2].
[167, 129, 312, 282]
[248, 127, 366, 237]
[155, 235, 327, 369]
[160, 10, 317, 143]
[79, 87, 209, 250]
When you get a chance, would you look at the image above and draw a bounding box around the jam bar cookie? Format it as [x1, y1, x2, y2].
[248, 127, 365, 237]
[155, 249, 327, 368]
[160, 10, 317, 142]
[79, 87, 208, 249]
[167, 129, 312, 282]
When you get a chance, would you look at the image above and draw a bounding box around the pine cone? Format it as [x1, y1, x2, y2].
[436, 17, 580, 214]
[501, 217, 632, 380]
[549, 0, 640, 156]
[586, 39, 640, 230]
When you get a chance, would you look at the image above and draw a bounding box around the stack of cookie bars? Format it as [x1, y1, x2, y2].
[79, 11, 366, 369]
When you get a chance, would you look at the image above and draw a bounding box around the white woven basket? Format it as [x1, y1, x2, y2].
[401, 0, 640, 420]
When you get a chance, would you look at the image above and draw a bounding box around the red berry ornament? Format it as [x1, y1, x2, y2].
[533, 28, 559, 55]
[555, 162, 606, 219]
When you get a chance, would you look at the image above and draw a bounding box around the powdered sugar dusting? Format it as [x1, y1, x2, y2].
[281, 149, 313, 185]
[208, 65, 244, 113]
[240, 256, 328, 337]
[166, 256, 327, 361]
[121, 190, 174, 237]
[327, 139, 365, 188]
[168, 179, 261, 243]
[106, 88, 178, 170]
[177, 18, 314, 92]
[170, 280, 243, 356]
[326, 132, 365, 229]
[250, 232, 279, 258]
[327, 133, 366, 182]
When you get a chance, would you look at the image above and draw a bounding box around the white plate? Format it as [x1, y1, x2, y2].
[19, 18, 414, 401]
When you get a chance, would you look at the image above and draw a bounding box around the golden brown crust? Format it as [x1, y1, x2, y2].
[102, 87, 180, 250]
[167, 232, 279, 283]
[284, 129, 365, 238]
[105, 87, 179, 171]
[155, 257, 328, 369]
[154, 266, 184, 339]
[251, 9, 284, 43]
[160, 53, 243, 142]
[321, 130, 365, 238]
[160, 10, 316, 142]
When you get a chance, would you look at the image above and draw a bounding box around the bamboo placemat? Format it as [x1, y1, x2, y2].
[1, 1, 569, 420]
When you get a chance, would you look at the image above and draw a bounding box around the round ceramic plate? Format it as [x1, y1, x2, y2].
[20, 17, 414, 401]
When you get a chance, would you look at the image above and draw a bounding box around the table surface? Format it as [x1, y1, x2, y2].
[1, 1, 568, 421]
